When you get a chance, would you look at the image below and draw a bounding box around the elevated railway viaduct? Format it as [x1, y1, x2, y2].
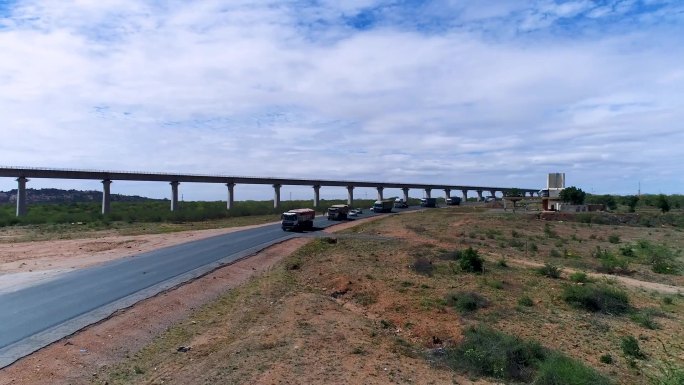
[0, 167, 539, 216]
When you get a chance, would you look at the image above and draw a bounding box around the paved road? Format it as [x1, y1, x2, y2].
[0, 207, 406, 367]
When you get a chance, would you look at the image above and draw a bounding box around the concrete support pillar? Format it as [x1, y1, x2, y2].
[424, 188, 432, 199]
[101, 179, 112, 215]
[347, 186, 354, 206]
[402, 188, 410, 203]
[170, 181, 180, 212]
[273, 184, 281, 209]
[376, 187, 384, 201]
[461, 189, 468, 202]
[313, 185, 321, 207]
[226, 183, 235, 210]
[444, 188, 451, 202]
[16, 176, 27, 217]
[476, 190, 483, 201]
[489, 190, 496, 199]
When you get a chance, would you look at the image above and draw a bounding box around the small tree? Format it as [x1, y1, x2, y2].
[657, 194, 670, 213]
[625, 195, 639, 213]
[560, 186, 586, 205]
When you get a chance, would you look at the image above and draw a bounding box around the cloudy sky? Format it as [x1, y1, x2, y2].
[0, 0, 682, 201]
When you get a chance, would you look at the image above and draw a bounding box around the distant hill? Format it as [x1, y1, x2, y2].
[0, 188, 159, 204]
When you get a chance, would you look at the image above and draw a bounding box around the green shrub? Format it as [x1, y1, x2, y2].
[518, 295, 534, 307]
[446, 291, 487, 313]
[534, 354, 612, 385]
[630, 308, 662, 330]
[621, 335, 646, 359]
[594, 247, 630, 274]
[538, 263, 562, 279]
[563, 284, 631, 314]
[444, 326, 545, 381]
[631, 240, 681, 275]
[443, 326, 611, 384]
[458, 247, 484, 273]
[608, 234, 621, 244]
[569, 271, 590, 283]
[599, 354, 613, 364]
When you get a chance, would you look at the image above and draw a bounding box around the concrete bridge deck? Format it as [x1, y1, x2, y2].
[0, 166, 539, 216]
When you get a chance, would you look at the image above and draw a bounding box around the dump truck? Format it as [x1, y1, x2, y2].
[420, 197, 437, 207]
[373, 199, 394, 213]
[327, 204, 350, 220]
[446, 196, 462, 206]
[281, 208, 315, 231]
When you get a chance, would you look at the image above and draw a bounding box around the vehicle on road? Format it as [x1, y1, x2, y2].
[420, 198, 437, 208]
[485, 196, 496, 202]
[327, 204, 350, 220]
[394, 198, 408, 208]
[446, 196, 461, 205]
[355, 208, 363, 214]
[281, 208, 315, 231]
[373, 199, 394, 213]
[348, 210, 358, 217]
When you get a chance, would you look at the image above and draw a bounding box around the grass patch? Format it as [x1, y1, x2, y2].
[534, 354, 612, 385]
[562, 283, 631, 315]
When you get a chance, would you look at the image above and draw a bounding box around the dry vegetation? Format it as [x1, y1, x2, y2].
[90, 207, 683, 384]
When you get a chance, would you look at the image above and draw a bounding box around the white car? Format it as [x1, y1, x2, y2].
[348, 210, 358, 217]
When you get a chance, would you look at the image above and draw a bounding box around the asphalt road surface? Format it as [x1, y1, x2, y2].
[0, 207, 413, 367]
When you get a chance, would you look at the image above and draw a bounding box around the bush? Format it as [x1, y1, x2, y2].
[594, 247, 630, 274]
[608, 234, 621, 244]
[628, 240, 681, 275]
[600, 354, 613, 364]
[443, 326, 611, 384]
[569, 271, 590, 283]
[630, 308, 661, 330]
[458, 247, 484, 273]
[444, 326, 545, 381]
[621, 335, 646, 359]
[563, 284, 631, 314]
[411, 256, 434, 277]
[446, 291, 487, 313]
[518, 295, 534, 307]
[538, 263, 562, 279]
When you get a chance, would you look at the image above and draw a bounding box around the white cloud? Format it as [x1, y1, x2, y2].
[0, 0, 682, 198]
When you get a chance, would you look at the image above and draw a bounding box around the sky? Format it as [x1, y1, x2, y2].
[0, 0, 682, 201]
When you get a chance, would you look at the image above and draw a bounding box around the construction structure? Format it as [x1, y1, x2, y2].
[540, 173, 565, 211]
